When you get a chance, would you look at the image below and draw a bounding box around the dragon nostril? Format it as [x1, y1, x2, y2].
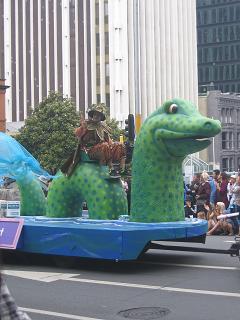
[203, 121, 212, 130]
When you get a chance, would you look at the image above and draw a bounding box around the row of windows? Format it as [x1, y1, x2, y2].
[200, 82, 240, 93]
[220, 108, 240, 124]
[198, 25, 240, 44]
[222, 157, 236, 172]
[197, 5, 240, 25]
[198, 45, 240, 64]
[198, 65, 240, 83]
[220, 108, 234, 123]
[197, 0, 239, 8]
[96, 63, 110, 86]
[96, 93, 110, 109]
[221, 131, 240, 149]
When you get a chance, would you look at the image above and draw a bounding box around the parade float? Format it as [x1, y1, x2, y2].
[2, 98, 234, 261]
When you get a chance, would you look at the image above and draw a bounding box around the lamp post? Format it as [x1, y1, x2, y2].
[0, 79, 10, 132]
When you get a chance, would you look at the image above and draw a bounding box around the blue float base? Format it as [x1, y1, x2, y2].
[17, 217, 208, 260]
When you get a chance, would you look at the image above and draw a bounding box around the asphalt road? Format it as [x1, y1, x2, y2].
[2, 235, 240, 320]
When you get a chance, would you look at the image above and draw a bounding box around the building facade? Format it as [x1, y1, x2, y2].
[108, 0, 198, 124]
[1, 0, 199, 130]
[1, 0, 92, 124]
[197, 0, 240, 94]
[199, 90, 240, 172]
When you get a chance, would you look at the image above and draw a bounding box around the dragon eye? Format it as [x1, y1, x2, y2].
[168, 104, 178, 114]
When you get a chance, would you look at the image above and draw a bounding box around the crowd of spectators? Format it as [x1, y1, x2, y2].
[184, 170, 240, 236]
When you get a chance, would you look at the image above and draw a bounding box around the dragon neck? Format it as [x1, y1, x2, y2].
[130, 135, 185, 222]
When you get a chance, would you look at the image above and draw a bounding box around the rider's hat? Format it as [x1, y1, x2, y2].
[87, 103, 106, 121]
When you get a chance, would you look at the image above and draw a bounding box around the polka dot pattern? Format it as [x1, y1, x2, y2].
[130, 98, 221, 222]
[46, 162, 128, 219]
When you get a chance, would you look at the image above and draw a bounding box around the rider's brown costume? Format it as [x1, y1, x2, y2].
[62, 104, 126, 176]
[75, 119, 125, 167]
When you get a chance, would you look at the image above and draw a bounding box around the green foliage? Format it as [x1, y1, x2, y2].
[105, 117, 124, 141]
[16, 92, 79, 174]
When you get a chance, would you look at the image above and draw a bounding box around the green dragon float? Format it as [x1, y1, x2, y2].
[1, 99, 221, 223]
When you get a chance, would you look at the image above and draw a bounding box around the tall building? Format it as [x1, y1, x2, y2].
[197, 0, 240, 94]
[199, 90, 240, 172]
[1, 0, 91, 124]
[108, 0, 198, 125]
[1, 0, 198, 129]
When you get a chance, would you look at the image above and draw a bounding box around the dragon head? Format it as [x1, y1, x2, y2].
[145, 98, 221, 158]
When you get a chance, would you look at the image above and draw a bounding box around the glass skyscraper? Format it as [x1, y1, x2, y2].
[197, 0, 240, 93]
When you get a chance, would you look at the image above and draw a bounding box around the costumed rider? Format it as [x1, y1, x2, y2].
[65, 103, 126, 178]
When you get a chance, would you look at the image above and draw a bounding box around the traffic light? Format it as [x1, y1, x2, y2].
[125, 114, 135, 142]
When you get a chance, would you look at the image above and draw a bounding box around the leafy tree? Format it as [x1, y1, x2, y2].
[16, 92, 79, 174]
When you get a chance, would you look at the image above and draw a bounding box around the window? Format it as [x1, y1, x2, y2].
[96, 33, 100, 55]
[229, 6, 235, 21]
[203, 30, 208, 42]
[237, 109, 240, 123]
[230, 46, 235, 60]
[224, 46, 229, 60]
[220, 108, 225, 122]
[197, 30, 202, 44]
[205, 67, 210, 81]
[225, 109, 229, 123]
[238, 158, 240, 170]
[222, 132, 227, 149]
[225, 84, 230, 92]
[230, 26, 235, 40]
[105, 32, 109, 53]
[96, 64, 100, 86]
[198, 50, 203, 64]
[219, 8, 224, 23]
[212, 47, 217, 60]
[217, 27, 223, 42]
[225, 65, 230, 80]
[223, 26, 228, 41]
[237, 132, 240, 149]
[213, 66, 218, 81]
[212, 9, 217, 23]
[229, 109, 233, 123]
[222, 158, 228, 172]
[237, 65, 240, 78]
[236, 26, 240, 40]
[97, 94, 101, 103]
[229, 158, 234, 171]
[218, 47, 223, 61]
[229, 132, 234, 149]
[105, 63, 109, 85]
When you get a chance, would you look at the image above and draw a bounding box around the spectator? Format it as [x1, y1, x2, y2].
[184, 195, 196, 218]
[207, 202, 233, 235]
[209, 169, 220, 206]
[0, 275, 31, 319]
[189, 173, 201, 205]
[231, 173, 240, 214]
[197, 202, 213, 220]
[195, 171, 211, 213]
[217, 172, 229, 208]
[197, 211, 206, 220]
[227, 174, 237, 205]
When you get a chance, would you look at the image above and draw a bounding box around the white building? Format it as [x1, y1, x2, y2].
[1, 0, 198, 129]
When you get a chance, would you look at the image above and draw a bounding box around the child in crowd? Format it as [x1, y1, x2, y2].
[184, 196, 196, 218]
[207, 202, 234, 235]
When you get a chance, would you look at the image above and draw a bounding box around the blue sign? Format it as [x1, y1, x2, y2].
[0, 218, 24, 249]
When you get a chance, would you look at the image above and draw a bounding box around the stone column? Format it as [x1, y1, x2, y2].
[0, 79, 10, 132]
